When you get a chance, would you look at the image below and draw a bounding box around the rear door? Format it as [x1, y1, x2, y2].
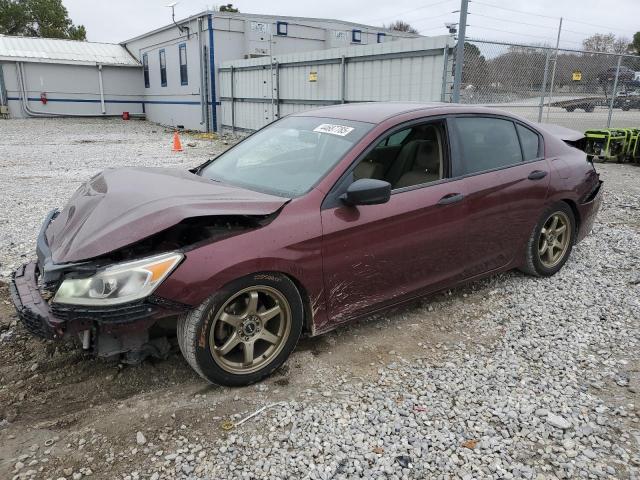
[451, 116, 550, 277]
[320, 118, 469, 326]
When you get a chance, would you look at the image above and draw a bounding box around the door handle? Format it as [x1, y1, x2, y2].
[437, 193, 464, 205]
[528, 170, 548, 180]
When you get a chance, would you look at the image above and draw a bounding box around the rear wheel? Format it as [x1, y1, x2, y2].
[177, 273, 303, 386]
[520, 203, 575, 277]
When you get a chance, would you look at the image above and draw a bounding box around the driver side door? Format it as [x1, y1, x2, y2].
[320, 118, 469, 325]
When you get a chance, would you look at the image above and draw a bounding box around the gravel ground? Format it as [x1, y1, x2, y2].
[0, 118, 639, 480]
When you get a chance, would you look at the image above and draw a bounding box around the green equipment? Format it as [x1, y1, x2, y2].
[584, 128, 627, 162]
[627, 129, 640, 163]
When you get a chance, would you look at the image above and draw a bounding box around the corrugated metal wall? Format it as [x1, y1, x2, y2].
[219, 36, 453, 132]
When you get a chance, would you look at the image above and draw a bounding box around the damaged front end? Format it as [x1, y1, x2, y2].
[10, 166, 289, 363]
[10, 208, 275, 363]
[11, 210, 192, 362]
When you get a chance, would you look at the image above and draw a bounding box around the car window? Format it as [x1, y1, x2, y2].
[352, 121, 446, 190]
[456, 117, 523, 174]
[517, 124, 541, 161]
[385, 129, 411, 146]
[199, 116, 373, 197]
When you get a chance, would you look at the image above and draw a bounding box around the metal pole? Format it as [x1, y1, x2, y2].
[441, 46, 450, 102]
[230, 65, 235, 133]
[340, 55, 346, 104]
[274, 61, 280, 119]
[538, 49, 551, 123]
[607, 55, 622, 128]
[97, 65, 106, 114]
[451, 0, 469, 103]
[198, 16, 206, 126]
[545, 17, 562, 123]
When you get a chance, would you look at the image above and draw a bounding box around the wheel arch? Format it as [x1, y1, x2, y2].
[560, 198, 581, 235]
[281, 273, 315, 337]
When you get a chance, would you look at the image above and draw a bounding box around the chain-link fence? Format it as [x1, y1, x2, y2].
[450, 39, 640, 132]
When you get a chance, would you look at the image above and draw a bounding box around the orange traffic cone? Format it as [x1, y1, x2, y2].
[172, 131, 183, 152]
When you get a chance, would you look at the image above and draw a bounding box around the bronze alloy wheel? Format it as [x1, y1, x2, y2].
[208, 286, 292, 375]
[538, 211, 571, 269]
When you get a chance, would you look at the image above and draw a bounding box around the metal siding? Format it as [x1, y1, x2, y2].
[4, 62, 144, 118]
[220, 36, 452, 131]
[0, 36, 139, 66]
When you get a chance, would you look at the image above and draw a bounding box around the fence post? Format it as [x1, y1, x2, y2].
[274, 61, 280, 120]
[451, 0, 469, 103]
[340, 55, 346, 104]
[607, 55, 622, 128]
[441, 46, 450, 102]
[230, 66, 235, 133]
[538, 49, 551, 123]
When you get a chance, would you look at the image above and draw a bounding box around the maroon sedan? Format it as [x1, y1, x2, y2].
[11, 103, 603, 386]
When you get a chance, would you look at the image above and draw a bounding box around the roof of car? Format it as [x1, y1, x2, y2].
[292, 102, 498, 123]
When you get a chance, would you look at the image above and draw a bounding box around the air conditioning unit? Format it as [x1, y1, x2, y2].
[0, 105, 9, 115]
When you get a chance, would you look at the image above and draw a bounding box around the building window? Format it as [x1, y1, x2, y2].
[377, 32, 386, 43]
[276, 21, 288, 36]
[159, 49, 167, 87]
[352, 29, 362, 43]
[142, 53, 150, 88]
[179, 44, 188, 86]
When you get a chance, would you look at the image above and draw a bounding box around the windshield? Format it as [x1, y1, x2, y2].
[199, 116, 373, 197]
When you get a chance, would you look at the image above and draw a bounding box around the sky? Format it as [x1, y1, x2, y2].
[62, 0, 639, 49]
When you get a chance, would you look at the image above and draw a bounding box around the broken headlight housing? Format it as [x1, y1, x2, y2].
[53, 252, 183, 306]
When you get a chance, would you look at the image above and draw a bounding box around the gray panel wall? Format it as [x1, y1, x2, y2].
[219, 36, 454, 132]
[2, 61, 143, 118]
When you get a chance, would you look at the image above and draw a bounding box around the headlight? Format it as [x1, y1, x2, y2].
[53, 252, 183, 306]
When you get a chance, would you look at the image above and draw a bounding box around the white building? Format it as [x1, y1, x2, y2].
[122, 10, 419, 131]
[0, 35, 142, 118]
[0, 11, 419, 131]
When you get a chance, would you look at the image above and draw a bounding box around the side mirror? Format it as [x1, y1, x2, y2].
[341, 179, 391, 206]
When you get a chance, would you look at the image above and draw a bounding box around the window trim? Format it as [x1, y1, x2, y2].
[142, 53, 150, 88]
[515, 122, 543, 161]
[352, 29, 362, 43]
[377, 32, 386, 43]
[276, 21, 288, 36]
[159, 49, 167, 88]
[449, 114, 545, 179]
[178, 43, 188, 86]
[321, 115, 456, 210]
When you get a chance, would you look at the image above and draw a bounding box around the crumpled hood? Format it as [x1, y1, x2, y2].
[46, 167, 289, 263]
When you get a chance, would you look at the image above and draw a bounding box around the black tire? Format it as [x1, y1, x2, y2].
[565, 107, 575, 112]
[584, 106, 594, 113]
[177, 272, 303, 386]
[519, 202, 576, 277]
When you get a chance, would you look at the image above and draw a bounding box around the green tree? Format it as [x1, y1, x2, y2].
[0, 0, 86, 40]
[219, 4, 239, 12]
[630, 32, 640, 55]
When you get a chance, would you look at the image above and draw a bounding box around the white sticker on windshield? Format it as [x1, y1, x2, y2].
[313, 124, 355, 136]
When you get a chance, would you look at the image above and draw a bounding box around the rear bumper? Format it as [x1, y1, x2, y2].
[10, 261, 191, 341]
[576, 180, 603, 243]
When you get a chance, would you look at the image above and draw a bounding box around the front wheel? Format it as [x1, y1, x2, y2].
[177, 273, 303, 386]
[520, 203, 576, 277]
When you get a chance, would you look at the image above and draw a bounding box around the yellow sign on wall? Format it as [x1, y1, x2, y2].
[572, 71, 582, 81]
[309, 71, 318, 82]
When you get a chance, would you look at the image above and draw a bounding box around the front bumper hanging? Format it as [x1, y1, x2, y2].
[10, 261, 61, 339]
